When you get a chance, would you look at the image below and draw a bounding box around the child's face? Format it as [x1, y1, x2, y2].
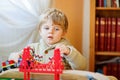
[39, 19, 66, 45]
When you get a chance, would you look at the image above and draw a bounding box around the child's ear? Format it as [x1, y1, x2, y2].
[62, 31, 67, 37]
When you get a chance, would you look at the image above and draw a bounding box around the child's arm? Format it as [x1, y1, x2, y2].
[8, 44, 35, 62]
[55, 44, 70, 55]
[64, 46, 87, 70]
[56, 44, 87, 70]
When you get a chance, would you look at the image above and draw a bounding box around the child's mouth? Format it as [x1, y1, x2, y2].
[48, 36, 53, 39]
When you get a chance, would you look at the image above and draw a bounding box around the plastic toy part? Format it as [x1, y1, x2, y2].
[0, 58, 22, 73]
[2, 60, 17, 71]
[19, 47, 64, 80]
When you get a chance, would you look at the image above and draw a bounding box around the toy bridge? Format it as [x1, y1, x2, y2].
[19, 47, 64, 80]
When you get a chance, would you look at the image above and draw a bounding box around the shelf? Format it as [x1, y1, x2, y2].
[96, 7, 120, 10]
[96, 8, 120, 17]
[90, 0, 120, 73]
[96, 52, 120, 56]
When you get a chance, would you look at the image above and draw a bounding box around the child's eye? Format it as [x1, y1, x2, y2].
[55, 27, 59, 31]
[43, 25, 49, 30]
[44, 27, 49, 30]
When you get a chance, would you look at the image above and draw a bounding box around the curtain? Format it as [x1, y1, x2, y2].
[0, 0, 52, 64]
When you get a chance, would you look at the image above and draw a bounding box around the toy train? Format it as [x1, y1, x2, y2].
[0, 58, 22, 73]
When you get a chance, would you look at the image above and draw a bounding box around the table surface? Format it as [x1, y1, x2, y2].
[0, 68, 89, 80]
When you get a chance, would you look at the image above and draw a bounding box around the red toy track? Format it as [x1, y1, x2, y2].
[19, 47, 64, 80]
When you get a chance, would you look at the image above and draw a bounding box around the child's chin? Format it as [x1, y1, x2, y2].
[47, 42, 54, 45]
[47, 42, 56, 45]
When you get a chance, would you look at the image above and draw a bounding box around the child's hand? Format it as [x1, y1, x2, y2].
[55, 44, 70, 55]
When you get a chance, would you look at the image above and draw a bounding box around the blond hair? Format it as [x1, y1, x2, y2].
[39, 8, 68, 32]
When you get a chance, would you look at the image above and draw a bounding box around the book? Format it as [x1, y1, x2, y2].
[103, 65, 107, 75]
[111, 63, 118, 78]
[99, 17, 106, 51]
[106, 0, 112, 7]
[111, 0, 117, 7]
[98, 0, 104, 7]
[111, 17, 116, 51]
[116, 0, 120, 7]
[103, 63, 120, 79]
[104, 0, 107, 7]
[95, 17, 100, 51]
[106, 17, 112, 51]
[116, 18, 120, 51]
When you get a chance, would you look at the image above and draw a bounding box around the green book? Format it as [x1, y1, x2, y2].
[0, 78, 23, 80]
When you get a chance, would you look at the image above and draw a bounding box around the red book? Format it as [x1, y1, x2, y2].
[99, 17, 106, 51]
[111, 0, 117, 7]
[111, 63, 118, 78]
[111, 17, 116, 51]
[104, 17, 108, 51]
[103, 65, 107, 75]
[95, 17, 100, 51]
[98, 0, 104, 7]
[106, 63, 112, 75]
[106, 17, 112, 51]
[116, 18, 120, 51]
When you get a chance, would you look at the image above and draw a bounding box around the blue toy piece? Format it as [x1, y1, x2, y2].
[87, 75, 97, 80]
[0, 68, 2, 73]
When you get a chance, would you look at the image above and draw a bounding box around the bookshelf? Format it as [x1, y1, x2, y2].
[90, 0, 120, 72]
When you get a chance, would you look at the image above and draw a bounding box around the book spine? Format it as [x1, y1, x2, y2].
[106, 0, 112, 7]
[111, 0, 117, 7]
[111, 17, 116, 51]
[98, 0, 104, 7]
[99, 17, 106, 51]
[116, 0, 120, 7]
[107, 63, 112, 75]
[106, 63, 119, 79]
[116, 18, 120, 51]
[104, 17, 108, 51]
[103, 65, 107, 75]
[104, 0, 107, 7]
[106, 17, 112, 51]
[95, 17, 100, 51]
[111, 63, 118, 78]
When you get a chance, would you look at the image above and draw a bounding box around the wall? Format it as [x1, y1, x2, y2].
[52, 0, 83, 52]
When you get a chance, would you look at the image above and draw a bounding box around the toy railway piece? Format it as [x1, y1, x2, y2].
[2, 60, 16, 71]
[0, 58, 22, 73]
[19, 47, 64, 80]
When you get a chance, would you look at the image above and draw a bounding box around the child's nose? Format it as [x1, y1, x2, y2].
[48, 28, 54, 33]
